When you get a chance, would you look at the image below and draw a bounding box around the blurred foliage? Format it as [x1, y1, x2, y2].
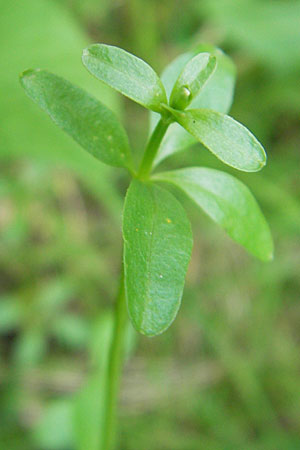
[1, 0, 300, 449]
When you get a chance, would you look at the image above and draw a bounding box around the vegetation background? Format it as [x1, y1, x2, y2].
[1, 0, 300, 449]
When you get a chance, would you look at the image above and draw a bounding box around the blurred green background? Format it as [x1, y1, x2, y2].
[1, 0, 300, 449]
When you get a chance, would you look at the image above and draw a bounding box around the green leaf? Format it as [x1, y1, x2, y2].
[169, 52, 216, 110]
[82, 44, 167, 113]
[151, 45, 236, 166]
[19, 69, 133, 170]
[154, 168, 273, 261]
[164, 106, 266, 172]
[123, 179, 193, 336]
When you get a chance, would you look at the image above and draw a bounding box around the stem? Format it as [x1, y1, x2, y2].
[102, 269, 127, 450]
[138, 118, 170, 178]
[101, 116, 171, 448]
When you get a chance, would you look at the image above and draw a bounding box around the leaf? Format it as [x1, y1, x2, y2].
[164, 106, 266, 172]
[154, 168, 273, 261]
[169, 52, 216, 110]
[19, 69, 133, 170]
[82, 44, 167, 113]
[123, 179, 193, 336]
[151, 45, 236, 166]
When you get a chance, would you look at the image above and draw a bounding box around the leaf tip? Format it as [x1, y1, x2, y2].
[19, 69, 44, 90]
[266, 239, 275, 261]
[138, 323, 171, 338]
[256, 138, 268, 167]
[82, 47, 90, 59]
[257, 236, 274, 262]
[259, 249, 274, 263]
[82, 44, 99, 64]
[82, 43, 102, 60]
[245, 145, 267, 172]
[253, 155, 267, 172]
[138, 328, 157, 338]
[208, 53, 217, 67]
[268, 250, 274, 261]
[19, 68, 40, 81]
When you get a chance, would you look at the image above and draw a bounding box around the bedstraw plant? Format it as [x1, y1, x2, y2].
[19, 43, 273, 449]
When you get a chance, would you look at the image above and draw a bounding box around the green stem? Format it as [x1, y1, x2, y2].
[101, 116, 171, 448]
[138, 118, 171, 178]
[102, 269, 127, 450]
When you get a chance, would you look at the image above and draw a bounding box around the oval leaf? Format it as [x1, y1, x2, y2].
[123, 180, 193, 336]
[169, 52, 216, 110]
[82, 44, 167, 113]
[151, 45, 236, 166]
[20, 69, 133, 170]
[164, 107, 266, 172]
[154, 168, 273, 261]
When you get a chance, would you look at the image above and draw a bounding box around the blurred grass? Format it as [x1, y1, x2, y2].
[1, 0, 300, 449]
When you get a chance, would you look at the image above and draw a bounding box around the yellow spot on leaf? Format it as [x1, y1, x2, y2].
[166, 218, 172, 223]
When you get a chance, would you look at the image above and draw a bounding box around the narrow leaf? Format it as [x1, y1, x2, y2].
[123, 180, 193, 336]
[82, 44, 167, 113]
[150, 45, 236, 166]
[154, 168, 273, 261]
[20, 69, 133, 169]
[164, 107, 266, 172]
[169, 52, 216, 110]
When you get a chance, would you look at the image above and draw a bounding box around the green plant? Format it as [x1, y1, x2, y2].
[19, 43, 273, 449]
